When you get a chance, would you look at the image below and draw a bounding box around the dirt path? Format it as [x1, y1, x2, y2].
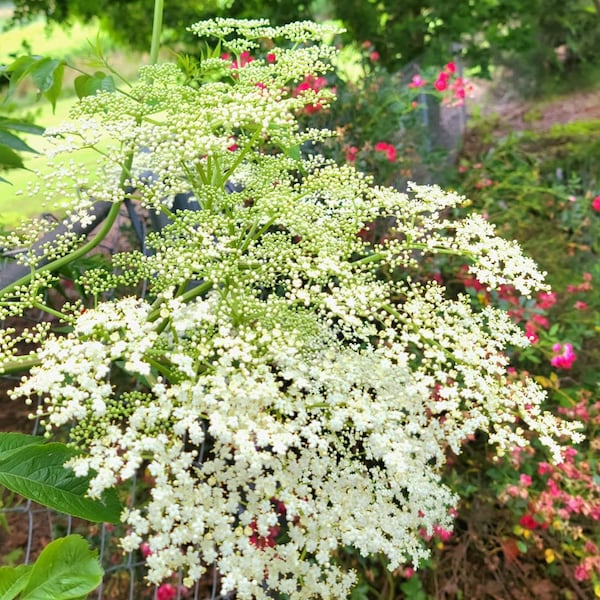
[471, 84, 600, 131]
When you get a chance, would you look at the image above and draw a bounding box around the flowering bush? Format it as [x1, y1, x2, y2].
[0, 18, 582, 599]
[425, 117, 600, 597]
[293, 42, 471, 189]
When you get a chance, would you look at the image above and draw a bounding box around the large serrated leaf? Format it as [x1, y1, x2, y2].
[5, 56, 37, 96]
[0, 443, 122, 523]
[20, 535, 103, 600]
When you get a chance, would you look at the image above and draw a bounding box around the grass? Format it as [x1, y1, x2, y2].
[0, 16, 104, 64]
[0, 97, 96, 227]
[0, 16, 143, 228]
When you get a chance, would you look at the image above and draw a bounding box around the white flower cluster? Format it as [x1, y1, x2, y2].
[3, 18, 582, 599]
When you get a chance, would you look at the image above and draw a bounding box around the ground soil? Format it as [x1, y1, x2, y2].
[471, 82, 600, 132]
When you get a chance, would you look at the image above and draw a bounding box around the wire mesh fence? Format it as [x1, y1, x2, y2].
[0, 208, 223, 599]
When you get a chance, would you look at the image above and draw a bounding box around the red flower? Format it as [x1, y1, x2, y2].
[374, 141, 396, 162]
[294, 75, 328, 114]
[249, 520, 280, 549]
[537, 291, 557, 309]
[592, 195, 600, 211]
[524, 322, 538, 343]
[434, 76, 448, 92]
[370, 51, 380, 62]
[519, 513, 542, 530]
[157, 584, 177, 600]
[231, 51, 254, 69]
[444, 61, 457, 74]
[266, 53, 277, 64]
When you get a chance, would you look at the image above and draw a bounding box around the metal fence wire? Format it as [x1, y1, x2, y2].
[0, 73, 468, 599]
[0, 205, 224, 600]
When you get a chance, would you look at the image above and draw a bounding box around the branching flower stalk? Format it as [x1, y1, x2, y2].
[0, 18, 583, 600]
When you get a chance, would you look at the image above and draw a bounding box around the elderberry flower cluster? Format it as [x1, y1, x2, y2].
[2, 19, 582, 599]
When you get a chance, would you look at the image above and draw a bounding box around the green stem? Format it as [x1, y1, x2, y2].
[32, 302, 72, 323]
[1, 355, 41, 375]
[148, 280, 214, 322]
[150, 0, 165, 65]
[0, 201, 123, 300]
[218, 128, 262, 187]
[351, 252, 384, 266]
[0, 151, 134, 300]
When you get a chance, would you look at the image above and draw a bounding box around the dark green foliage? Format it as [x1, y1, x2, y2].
[0, 433, 122, 523]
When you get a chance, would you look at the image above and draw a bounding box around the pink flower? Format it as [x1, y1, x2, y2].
[537, 291, 557, 309]
[294, 75, 328, 114]
[519, 473, 532, 487]
[345, 146, 359, 163]
[157, 584, 177, 600]
[547, 479, 561, 497]
[574, 300, 588, 310]
[370, 51, 380, 61]
[140, 542, 152, 558]
[433, 524, 453, 541]
[592, 195, 600, 211]
[232, 51, 254, 69]
[525, 322, 539, 344]
[531, 313, 550, 329]
[550, 342, 576, 369]
[266, 53, 277, 64]
[537, 462, 552, 475]
[574, 563, 590, 582]
[408, 74, 427, 88]
[374, 141, 397, 162]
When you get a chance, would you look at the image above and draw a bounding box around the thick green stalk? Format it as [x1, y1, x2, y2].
[0, 151, 134, 300]
[0, 201, 123, 300]
[149, 0, 165, 65]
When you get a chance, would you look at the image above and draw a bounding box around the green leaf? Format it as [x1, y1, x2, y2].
[0, 433, 44, 461]
[0, 130, 39, 154]
[4, 56, 37, 97]
[43, 62, 64, 112]
[0, 564, 32, 600]
[20, 535, 103, 600]
[0, 146, 25, 169]
[28, 58, 65, 111]
[0, 442, 122, 523]
[0, 118, 45, 136]
[74, 72, 116, 99]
